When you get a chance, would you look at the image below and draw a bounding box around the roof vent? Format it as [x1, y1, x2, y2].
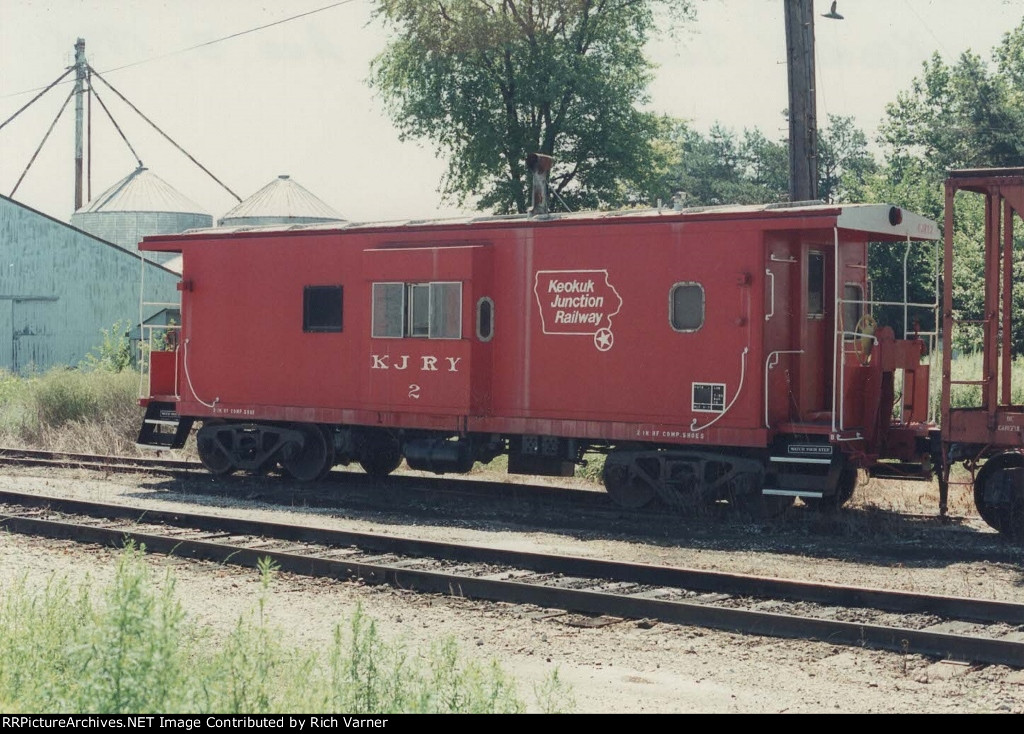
[765, 199, 826, 210]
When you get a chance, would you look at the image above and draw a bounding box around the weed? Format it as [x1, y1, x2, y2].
[0, 548, 571, 713]
[80, 321, 134, 373]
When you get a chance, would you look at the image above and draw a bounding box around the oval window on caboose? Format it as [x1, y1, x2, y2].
[476, 297, 494, 342]
[670, 283, 704, 332]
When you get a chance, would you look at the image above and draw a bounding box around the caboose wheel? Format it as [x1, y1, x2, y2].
[358, 430, 403, 477]
[281, 424, 335, 482]
[196, 421, 236, 476]
[974, 453, 1024, 539]
[602, 457, 656, 509]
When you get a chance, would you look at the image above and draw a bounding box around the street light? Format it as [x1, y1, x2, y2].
[821, 2, 844, 21]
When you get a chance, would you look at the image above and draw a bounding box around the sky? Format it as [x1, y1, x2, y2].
[0, 0, 1021, 224]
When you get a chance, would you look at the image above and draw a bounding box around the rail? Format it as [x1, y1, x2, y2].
[832, 233, 940, 430]
[764, 350, 804, 428]
[137, 251, 182, 400]
[3, 490, 1023, 667]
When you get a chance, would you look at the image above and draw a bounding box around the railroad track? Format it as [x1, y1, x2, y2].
[0, 447, 201, 473]
[1, 446, 1017, 566]
[1, 489, 1022, 668]
[0, 446, 604, 503]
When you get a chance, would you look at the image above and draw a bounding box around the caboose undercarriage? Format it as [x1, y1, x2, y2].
[142, 402, 872, 518]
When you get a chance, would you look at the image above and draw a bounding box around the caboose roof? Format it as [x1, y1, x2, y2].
[139, 201, 939, 252]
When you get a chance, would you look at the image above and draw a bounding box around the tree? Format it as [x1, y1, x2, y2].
[648, 116, 871, 209]
[879, 26, 1024, 183]
[647, 119, 787, 207]
[817, 114, 876, 204]
[870, 20, 1024, 350]
[369, 0, 694, 213]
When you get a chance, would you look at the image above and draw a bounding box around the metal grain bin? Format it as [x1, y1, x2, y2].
[71, 166, 212, 263]
[217, 175, 345, 227]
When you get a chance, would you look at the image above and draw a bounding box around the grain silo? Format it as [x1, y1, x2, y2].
[217, 175, 345, 227]
[71, 166, 212, 262]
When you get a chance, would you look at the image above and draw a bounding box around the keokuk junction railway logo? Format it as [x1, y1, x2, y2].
[534, 269, 623, 352]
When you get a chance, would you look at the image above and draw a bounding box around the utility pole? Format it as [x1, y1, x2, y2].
[73, 37, 87, 211]
[784, 0, 818, 201]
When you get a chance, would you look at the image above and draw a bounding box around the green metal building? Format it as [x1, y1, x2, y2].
[0, 194, 180, 373]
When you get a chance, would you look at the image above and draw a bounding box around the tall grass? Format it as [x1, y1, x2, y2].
[0, 367, 142, 453]
[927, 351, 1024, 414]
[0, 547, 571, 714]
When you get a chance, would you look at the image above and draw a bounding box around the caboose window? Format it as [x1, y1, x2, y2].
[407, 284, 431, 337]
[303, 285, 343, 333]
[372, 281, 462, 339]
[808, 252, 825, 317]
[429, 282, 462, 339]
[670, 283, 704, 332]
[477, 297, 494, 342]
[372, 283, 405, 338]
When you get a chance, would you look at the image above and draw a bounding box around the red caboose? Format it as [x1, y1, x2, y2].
[137, 196, 940, 514]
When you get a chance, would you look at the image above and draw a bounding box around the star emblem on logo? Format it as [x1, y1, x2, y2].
[594, 328, 614, 352]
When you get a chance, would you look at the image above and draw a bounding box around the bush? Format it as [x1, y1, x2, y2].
[0, 323, 146, 453]
[80, 320, 134, 373]
[0, 368, 142, 453]
[0, 547, 571, 713]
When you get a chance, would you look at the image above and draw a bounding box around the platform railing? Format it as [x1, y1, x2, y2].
[137, 251, 182, 400]
[833, 235, 940, 432]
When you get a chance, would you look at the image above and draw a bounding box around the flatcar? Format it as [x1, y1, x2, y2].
[134, 163, 1024, 537]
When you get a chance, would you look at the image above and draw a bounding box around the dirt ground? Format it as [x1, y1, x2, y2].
[1, 464, 1023, 713]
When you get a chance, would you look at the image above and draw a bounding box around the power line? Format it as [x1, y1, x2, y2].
[90, 84, 143, 168]
[1, 1, 355, 99]
[89, 66, 242, 202]
[10, 88, 76, 198]
[99, 0, 356, 75]
[0, 67, 74, 129]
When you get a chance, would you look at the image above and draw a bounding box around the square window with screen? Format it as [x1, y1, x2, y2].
[670, 283, 704, 332]
[372, 281, 462, 339]
[428, 282, 462, 339]
[372, 283, 405, 338]
[303, 285, 343, 333]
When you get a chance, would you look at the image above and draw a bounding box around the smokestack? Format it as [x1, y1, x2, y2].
[526, 153, 554, 217]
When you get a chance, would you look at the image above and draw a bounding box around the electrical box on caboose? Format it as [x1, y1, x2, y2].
[137, 199, 940, 515]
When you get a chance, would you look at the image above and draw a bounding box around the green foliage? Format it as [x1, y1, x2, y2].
[68, 550, 189, 713]
[649, 120, 787, 206]
[370, 0, 694, 213]
[817, 114, 877, 203]
[0, 547, 570, 713]
[870, 21, 1024, 351]
[649, 115, 873, 208]
[0, 323, 143, 450]
[938, 351, 1024, 412]
[0, 368, 140, 449]
[575, 452, 605, 483]
[0, 546, 191, 713]
[81, 321, 134, 373]
[879, 23, 1024, 180]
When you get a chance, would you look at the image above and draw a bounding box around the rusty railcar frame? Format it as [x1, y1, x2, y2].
[941, 168, 1024, 514]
